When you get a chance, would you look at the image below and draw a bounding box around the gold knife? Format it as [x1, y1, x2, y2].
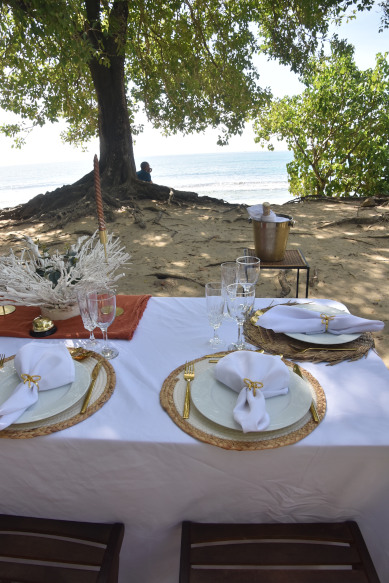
[293, 363, 320, 423]
[81, 361, 102, 414]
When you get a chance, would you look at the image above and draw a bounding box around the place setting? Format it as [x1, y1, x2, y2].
[0, 333, 117, 439]
[160, 348, 326, 450]
[161, 255, 326, 450]
[244, 301, 384, 364]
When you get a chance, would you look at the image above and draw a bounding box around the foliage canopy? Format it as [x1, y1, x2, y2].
[254, 43, 389, 198]
[0, 0, 376, 152]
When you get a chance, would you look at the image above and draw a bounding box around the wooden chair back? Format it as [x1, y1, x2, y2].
[180, 521, 381, 582]
[0, 514, 124, 583]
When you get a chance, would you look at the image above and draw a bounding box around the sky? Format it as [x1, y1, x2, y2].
[0, 4, 388, 167]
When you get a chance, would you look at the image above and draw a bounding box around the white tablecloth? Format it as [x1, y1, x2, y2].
[1, 297, 389, 582]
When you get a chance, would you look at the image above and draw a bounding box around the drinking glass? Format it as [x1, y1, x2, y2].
[87, 290, 119, 360]
[236, 256, 261, 291]
[77, 290, 98, 349]
[221, 261, 238, 318]
[226, 282, 256, 350]
[205, 282, 225, 348]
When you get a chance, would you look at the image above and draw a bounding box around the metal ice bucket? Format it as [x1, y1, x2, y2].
[252, 214, 294, 261]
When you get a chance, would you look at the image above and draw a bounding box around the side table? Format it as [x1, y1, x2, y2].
[244, 248, 310, 298]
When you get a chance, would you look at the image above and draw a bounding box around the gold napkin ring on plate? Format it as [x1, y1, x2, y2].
[243, 378, 263, 397]
[320, 313, 335, 331]
[21, 374, 41, 390]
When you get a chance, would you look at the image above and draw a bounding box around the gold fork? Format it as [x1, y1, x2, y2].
[183, 362, 195, 419]
[0, 354, 5, 371]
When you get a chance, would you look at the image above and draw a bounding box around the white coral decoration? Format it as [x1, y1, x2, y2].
[0, 232, 130, 308]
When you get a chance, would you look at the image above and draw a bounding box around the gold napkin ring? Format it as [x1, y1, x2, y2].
[320, 313, 335, 331]
[243, 378, 264, 397]
[21, 374, 41, 390]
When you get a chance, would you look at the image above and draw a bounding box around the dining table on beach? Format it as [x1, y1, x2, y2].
[0, 295, 389, 583]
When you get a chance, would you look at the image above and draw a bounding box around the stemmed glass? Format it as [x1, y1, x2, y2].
[226, 282, 256, 350]
[205, 282, 225, 348]
[87, 290, 119, 360]
[236, 256, 261, 291]
[221, 261, 238, 318]
[77, 290, 98, 349]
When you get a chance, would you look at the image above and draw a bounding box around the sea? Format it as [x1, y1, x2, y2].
[0, 150, 294, 210]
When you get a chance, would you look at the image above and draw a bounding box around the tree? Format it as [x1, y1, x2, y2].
[254, 43, 389, 198]
[0, 0, 376, 221]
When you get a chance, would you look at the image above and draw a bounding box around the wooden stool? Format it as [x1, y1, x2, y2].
[180, 521, 380, 582]
[0, 514, 124, 583]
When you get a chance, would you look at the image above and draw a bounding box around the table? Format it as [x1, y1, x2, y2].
[1, 297, 389, 583]
[245, 248, 310, 297]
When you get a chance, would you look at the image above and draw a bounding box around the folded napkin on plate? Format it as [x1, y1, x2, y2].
[257, 304, 384, 335]
[214, 351, 289, 433]
[0, 343, 75, 430]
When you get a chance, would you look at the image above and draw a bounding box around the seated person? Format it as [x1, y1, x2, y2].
[136, 161, 153, 183]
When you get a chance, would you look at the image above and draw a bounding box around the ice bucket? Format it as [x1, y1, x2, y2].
[252, 213, 293, 261]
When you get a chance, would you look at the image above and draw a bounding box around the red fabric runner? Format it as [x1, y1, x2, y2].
[0, 295, 151, 340]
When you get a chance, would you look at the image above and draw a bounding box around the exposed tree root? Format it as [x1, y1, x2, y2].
[148, 272, 202, 286]
[278, 270, 291, 297]
[0, 173, 234, 229]
[318, 214, 389, 229]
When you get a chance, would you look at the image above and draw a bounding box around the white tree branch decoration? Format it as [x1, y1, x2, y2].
[0, 232, 131, 308]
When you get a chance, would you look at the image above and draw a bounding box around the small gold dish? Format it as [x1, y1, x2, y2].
[30, 316, 57, 338]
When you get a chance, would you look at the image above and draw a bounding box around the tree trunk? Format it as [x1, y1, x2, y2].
[86, 0, 136, 186]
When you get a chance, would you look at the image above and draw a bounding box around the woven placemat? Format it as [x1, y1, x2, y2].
[160, 355, 326, 451]
[243, 305, 375, 365]
[0, 351, 116, 439]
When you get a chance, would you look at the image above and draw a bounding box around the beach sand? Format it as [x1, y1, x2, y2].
[1, 196, 388, 367]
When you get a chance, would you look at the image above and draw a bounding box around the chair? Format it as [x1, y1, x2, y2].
[180, 521, 381, 582]
[0, 514, 124, 583]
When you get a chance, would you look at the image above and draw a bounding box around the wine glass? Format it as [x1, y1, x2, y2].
[77, 290, 98, 349]
[236, 256, 261, 291]
[226, 282, 256, 350]
[205, 282, 225, 348]
[87, 290, 119, 360]
[221, 261, 238, 318]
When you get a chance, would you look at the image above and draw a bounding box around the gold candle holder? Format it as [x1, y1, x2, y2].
[0, 305, 16, 316]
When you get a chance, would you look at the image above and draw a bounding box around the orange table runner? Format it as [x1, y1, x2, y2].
[0, 294, 151, 340]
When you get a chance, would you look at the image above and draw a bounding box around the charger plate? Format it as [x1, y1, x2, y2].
[160, 354, 326, 451]
[244, 304, 375, 365]
[0, 351, 115, 439]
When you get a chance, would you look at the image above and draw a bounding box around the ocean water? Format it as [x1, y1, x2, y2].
[0, 150, 294, 210]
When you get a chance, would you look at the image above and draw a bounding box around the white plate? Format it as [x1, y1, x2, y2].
[0, 361, 90, 424]
[283, 303, 360, 345]
[191, 366, 312, 432]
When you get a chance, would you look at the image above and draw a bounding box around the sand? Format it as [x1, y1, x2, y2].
[1, 195, 388, 367]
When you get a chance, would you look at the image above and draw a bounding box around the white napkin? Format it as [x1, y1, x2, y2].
[0, 343, 75, 430]
[214, 351, 289, 433]
[247, 204, 289, 223]
[257, 304, 384, 335]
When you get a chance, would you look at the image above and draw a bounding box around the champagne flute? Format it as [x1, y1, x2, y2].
[236, 256, 261, 291]
[77, 290, 98, 349]
[205, 282, 225, 348]
[221, 261, 238, 318]
[226, 282, 256, 350]
[87, 290, 119, 360]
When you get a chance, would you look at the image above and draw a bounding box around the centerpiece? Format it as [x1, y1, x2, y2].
[0, 232, 130, 319]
